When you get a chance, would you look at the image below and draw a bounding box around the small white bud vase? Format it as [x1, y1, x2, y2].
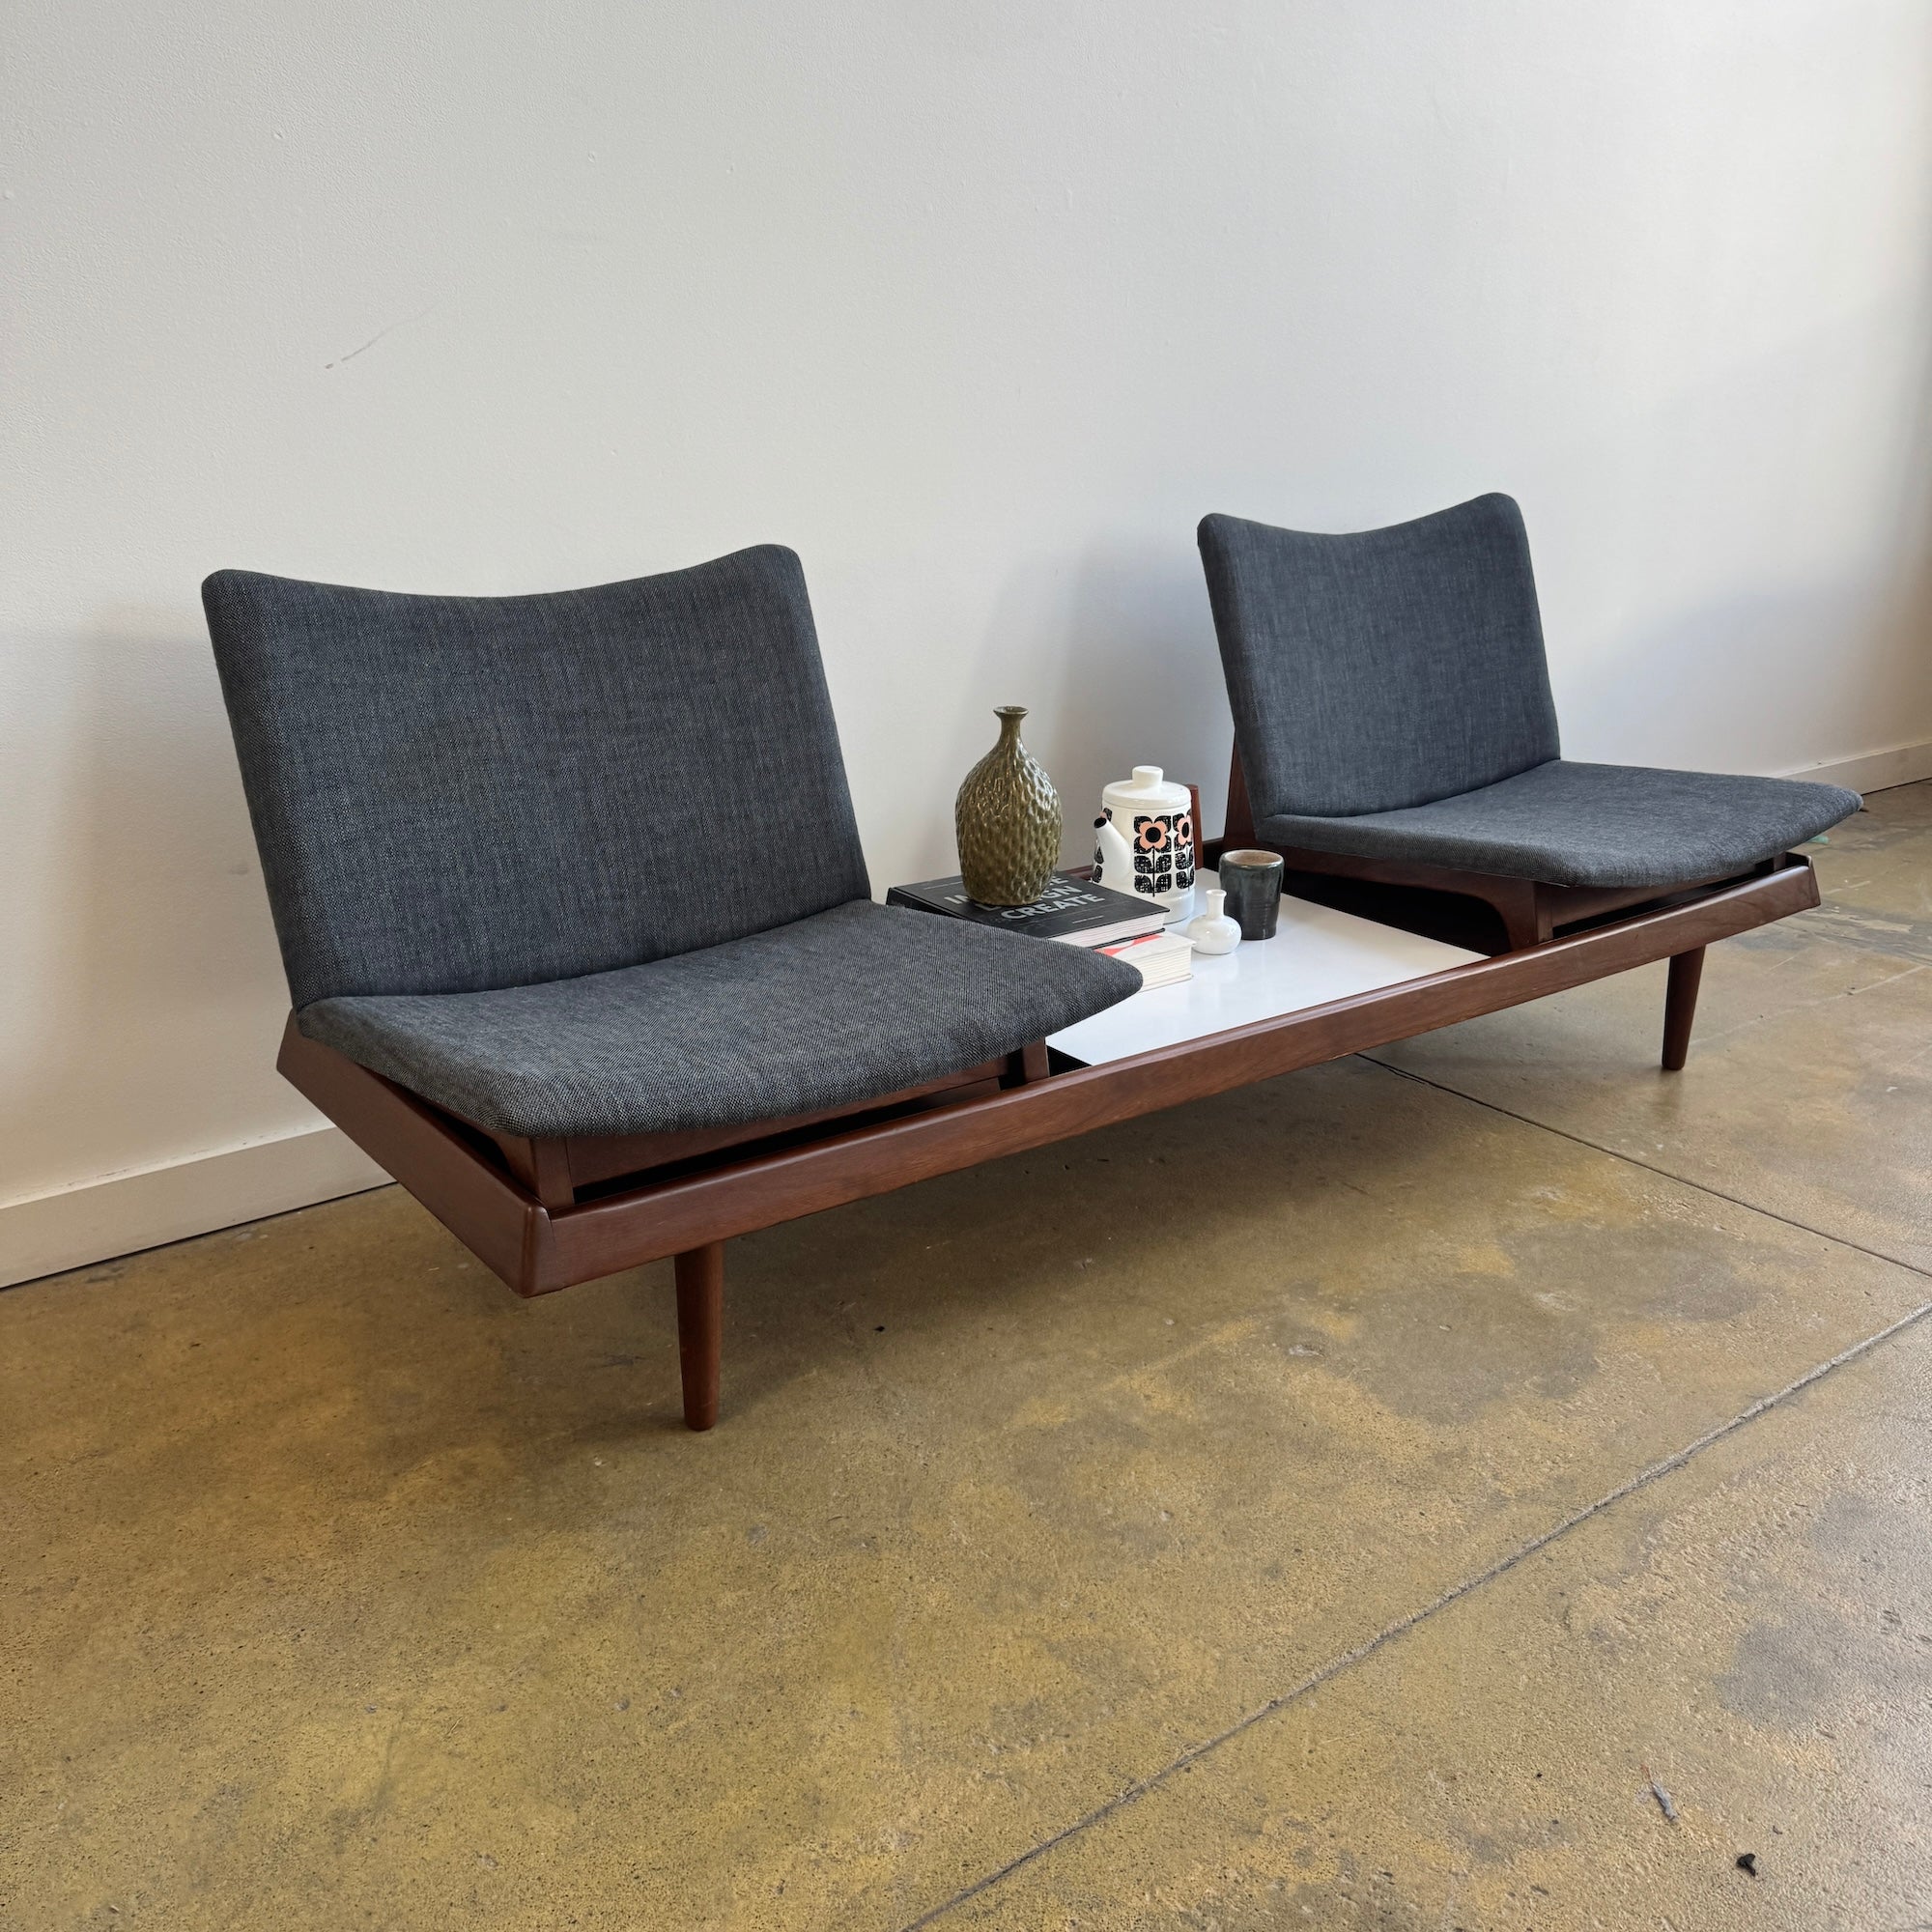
[1184, 888, 1241, 955]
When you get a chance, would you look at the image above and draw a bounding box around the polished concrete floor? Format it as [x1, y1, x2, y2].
[5, 783, 1929, 1931]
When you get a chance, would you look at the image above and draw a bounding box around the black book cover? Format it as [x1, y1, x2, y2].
[886, 870, 1170, 945]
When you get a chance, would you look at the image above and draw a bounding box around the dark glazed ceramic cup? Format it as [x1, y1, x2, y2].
[1219, 848, 1285, 941]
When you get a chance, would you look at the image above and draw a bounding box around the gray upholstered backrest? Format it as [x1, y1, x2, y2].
[1198, 494, 1561, 818]
[204, 546, 870, 1008]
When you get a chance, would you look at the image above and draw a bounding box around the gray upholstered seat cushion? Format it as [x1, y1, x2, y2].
[298, 898, 1140, 1140]
[1261, 758, 1861, 889]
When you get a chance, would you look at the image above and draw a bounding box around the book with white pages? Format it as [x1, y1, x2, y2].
[1096, 928, 1193, 989]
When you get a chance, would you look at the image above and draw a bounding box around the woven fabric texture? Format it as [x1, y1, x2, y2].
[1200, 494, 1560, 819]
[204, 547, 870, 1008]
[299, 898, 1140, 1139]
[1261, 758, 1861, 888]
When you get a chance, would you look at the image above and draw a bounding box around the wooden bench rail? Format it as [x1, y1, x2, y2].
[1202, 742, 1751, 952]
[535, 859, 1808, 1290]
[281, 856, 1814, 1310]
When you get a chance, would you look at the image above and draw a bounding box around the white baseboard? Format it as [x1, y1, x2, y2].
[1780, 740, 1932, 794]
[0, 1126, 390, 1291]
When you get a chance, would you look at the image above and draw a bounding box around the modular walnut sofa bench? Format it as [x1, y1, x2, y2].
[205, 520, 1857, 1431]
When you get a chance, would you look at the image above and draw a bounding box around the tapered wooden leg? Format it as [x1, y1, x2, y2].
[673, 1242, 724, 1431]
[1662, 946, 1706, 1071]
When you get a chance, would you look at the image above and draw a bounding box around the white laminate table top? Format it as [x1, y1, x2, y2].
[1045, 880, 1484, 1068]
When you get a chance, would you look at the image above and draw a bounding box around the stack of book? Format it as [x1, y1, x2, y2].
[1094, 927, 1193, 989]
[886, 871, 1191, 988]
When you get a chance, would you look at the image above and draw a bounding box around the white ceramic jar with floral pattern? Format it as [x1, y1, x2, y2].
[1093, 765, 1196, 913]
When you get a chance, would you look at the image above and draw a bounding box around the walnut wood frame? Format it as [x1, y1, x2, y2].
[1202, 743, 1752, 952]
[277, 854, 1816, 1431]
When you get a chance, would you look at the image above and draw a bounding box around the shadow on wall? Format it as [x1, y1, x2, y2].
[1, 611, 298, 1201]
[974, 542, 1231, 869]
[1861, 255, 1932, 763]
[1560, 544, 1932, 778]
[1534, 283, 1932, 777]
[1557, 579, 1890, 774]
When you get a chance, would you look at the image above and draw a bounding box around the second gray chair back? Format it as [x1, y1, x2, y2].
[204, 546, 869, 1008]
[1198, 493, 1561, 821]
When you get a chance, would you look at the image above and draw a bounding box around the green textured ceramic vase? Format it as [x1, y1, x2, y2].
[954, 705, 1062, 906]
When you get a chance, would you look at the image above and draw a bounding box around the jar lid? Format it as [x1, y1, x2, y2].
[1103, 764, 1189, 807]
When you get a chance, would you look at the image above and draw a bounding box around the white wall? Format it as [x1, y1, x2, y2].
[6, 0, 1932, 1282]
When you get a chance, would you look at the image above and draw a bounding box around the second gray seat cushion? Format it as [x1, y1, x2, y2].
[298, 898, 1141, 1140]
[1260, 759, 1861, 889]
